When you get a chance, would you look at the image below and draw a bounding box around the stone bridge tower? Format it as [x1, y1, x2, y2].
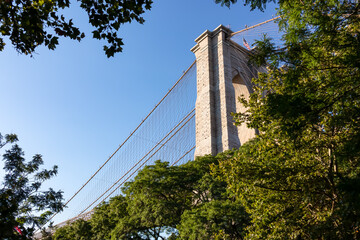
[192, 25, 262, 156]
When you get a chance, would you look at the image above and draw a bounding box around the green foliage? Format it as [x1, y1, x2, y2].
[109, 156, 231, 239]
[0, 0, 153, 57]
[53, 219, 92, 240]
[53, 154, 249, 239]
[178, 199, 249, 240]
[217, 0, 360, 239]
[115, 160, 195, 239]
[215, 0, 238, 8]
[177, 152, 249, 239]
[215, 0, 274, 11]
[0, 133, 64, 239]
[90, 195, 128, 240]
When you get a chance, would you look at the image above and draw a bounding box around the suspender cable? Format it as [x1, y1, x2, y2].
[171, 145, 196, 166]
[78, 113, 196, 215]
[75, 109, 195, 215]
[38, 61, 196, 230]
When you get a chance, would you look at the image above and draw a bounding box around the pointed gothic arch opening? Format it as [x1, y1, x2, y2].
[232, 73, 254, 146]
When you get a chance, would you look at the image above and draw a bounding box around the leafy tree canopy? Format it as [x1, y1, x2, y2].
[89, 195, 128, 240]
[0, 133, 64, 239]
[53, 154, 249, 239]
[216, 0, 274, 11]
[0, 0, 152, 57]
[216, 0, 360, 239]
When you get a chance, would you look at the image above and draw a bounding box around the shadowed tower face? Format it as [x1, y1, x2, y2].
[191, 25, 260, 157]
[232, 73, 254, 146]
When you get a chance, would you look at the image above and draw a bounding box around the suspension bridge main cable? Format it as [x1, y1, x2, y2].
[70, 16, 284, 223]
[75, 145, 196, 221]
[42, 16, 283, 230]
[37, 60, 196, 231]
[230, 16, 281, 37]
[75, 109, 195, 215]
[78, 112, 196, 215]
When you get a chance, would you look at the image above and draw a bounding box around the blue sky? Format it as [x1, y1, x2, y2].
[0, 0, 277, 223]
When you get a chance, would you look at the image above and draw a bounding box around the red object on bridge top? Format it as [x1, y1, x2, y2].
[14, 226, 23, 235]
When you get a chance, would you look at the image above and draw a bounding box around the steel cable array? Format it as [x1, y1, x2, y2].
[44, 61, 197, 228]
[40, 17, 284, 230]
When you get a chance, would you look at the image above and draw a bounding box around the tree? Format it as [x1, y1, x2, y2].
[109, 158, 216, 239]
[215, 0, 272, 10]
[116, 160, 195, 239]
[0, 0, 257, 58]
[115, 154, 249, 239]
[177, 151, 250, 240]
[90, 195, 128, 240]
[0, 0, 152, 57]
[178, 199, 249, 240]
[0, 133, 64, 239]
[216, 0, 360, 239]
[52, 218, 92, 240]
[53, 154, 249, 239]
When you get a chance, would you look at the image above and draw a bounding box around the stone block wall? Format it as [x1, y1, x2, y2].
[192, 25, 259, 157]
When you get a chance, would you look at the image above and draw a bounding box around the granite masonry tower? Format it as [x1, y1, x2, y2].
[192, 25, 262, 157]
